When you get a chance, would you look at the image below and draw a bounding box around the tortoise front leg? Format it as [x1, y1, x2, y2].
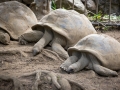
[51, 32, 69, 58]
[32, 27, 53, 56]
[52, 43, 69, 59]
[60, 51, 80, 71]
[67, 53, 89, 73]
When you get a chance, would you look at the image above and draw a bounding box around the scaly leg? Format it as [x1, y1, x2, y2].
[51, 32, 68, 58]
[67, 53, 89, 73]
[60, 51, 80, 71]
[32, 27, 53, 56]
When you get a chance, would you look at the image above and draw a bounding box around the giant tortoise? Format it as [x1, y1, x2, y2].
[60, 34, 120, 77]
[0, 1, 41, 45]
[19, 9, 96, 58]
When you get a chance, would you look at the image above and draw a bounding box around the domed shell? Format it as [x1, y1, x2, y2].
[68, 34, 120, 70]
[0, 0, 22, 3]
[32, 9, 96, 48]
[0, 1, 37, 40]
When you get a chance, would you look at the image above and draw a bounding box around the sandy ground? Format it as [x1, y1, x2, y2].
[0, 30, 120, 90]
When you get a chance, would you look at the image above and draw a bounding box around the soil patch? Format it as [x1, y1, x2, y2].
[0, 30, 120, 90]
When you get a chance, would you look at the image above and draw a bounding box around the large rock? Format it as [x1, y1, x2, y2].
[55, 0, 87, 14]
[82, 0, 96, 11]
[30, 0, 52, 21]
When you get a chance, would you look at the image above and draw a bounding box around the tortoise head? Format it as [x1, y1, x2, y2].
[0, 33, 10, 45]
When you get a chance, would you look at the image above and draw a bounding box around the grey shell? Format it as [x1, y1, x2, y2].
[32, 9, 96, 48]
[0, 1, 37, 40]
[0, 0, 22, 3]
[68, 34, 120, 70]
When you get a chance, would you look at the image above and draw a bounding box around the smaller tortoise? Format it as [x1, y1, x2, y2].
[19, 9, 96, 58]
[60, 34, 120, 77]
[0, 1, 43, 44]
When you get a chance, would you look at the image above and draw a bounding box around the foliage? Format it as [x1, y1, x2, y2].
[102, 26, 112, 31]
[51, 0, 66, 10]
[93, 11, 103, 21]
[87, 11, 103, 21]
[51, 0, 56, 10]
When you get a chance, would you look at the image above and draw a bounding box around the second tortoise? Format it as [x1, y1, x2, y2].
[19, 9, 96, 58]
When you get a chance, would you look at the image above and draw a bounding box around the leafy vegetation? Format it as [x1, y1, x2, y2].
[51, 0, 56, 10]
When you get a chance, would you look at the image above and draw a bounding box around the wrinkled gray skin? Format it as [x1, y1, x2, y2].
[19, 27, 68, 58]
[60, 52, 118, 77]
[32, 27, 69, 58]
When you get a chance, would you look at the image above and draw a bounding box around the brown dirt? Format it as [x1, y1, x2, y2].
[0, 30, 120, 90]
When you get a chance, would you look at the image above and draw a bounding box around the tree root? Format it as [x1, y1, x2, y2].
[0, 70, 84, 90]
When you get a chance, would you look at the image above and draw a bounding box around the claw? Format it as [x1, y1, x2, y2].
[60, 64, 68, 72]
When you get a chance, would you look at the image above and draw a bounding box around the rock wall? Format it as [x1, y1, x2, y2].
[55, 0, 120, 15]
[0, 0, 119, 15]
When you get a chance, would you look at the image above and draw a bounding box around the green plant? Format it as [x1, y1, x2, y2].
[87, 10, 103, 21]
[93, 11, 103, 21]
[102, 26, 112, 31]
[51, 0, 56, 10]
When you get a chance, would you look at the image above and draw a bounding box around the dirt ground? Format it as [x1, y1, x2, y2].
[0, 30, 120, 90]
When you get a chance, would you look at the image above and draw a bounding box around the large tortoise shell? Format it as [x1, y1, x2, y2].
[32, 9, 96, 48]
[68, 34, 120, 70]
[0, 1, 37, 40]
